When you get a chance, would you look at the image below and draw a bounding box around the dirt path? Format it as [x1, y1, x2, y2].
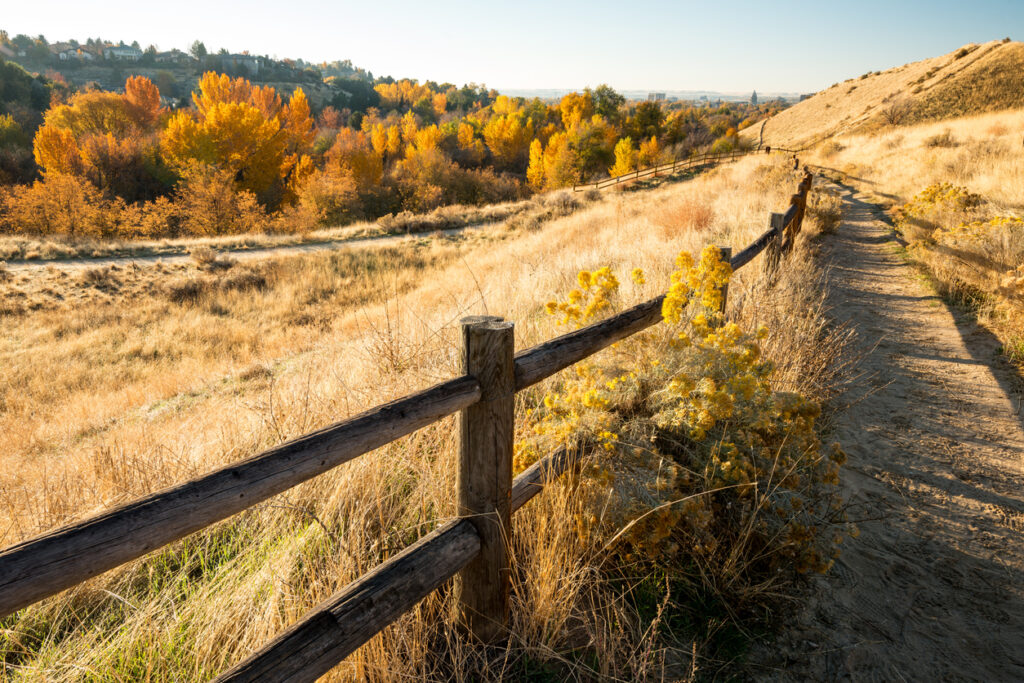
[760, 182, 1024, 680]
[3, 226, 469, 273]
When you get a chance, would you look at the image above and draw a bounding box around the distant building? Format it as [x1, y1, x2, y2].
[155, 49, 195, 66]
[216, 53, 260, 77]
[105, 44, 143, 61]
[750, 90, 758, 105]
[647, 92, 666, 101]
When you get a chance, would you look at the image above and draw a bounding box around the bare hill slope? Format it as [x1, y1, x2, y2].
[750, 39, 1024, 148]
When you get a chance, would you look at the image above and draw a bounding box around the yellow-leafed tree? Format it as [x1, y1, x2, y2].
[637, 135, 661, 168]
[482, 113, 534, 170]
[609, 137, 637, 177]
[161, 73, 314, 206]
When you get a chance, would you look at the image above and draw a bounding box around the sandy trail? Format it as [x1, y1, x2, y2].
[760, 182, 1024, 680]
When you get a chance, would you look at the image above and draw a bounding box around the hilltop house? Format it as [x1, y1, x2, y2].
[155, 49, 195, 66]
[105, 44, 143, 61]
[215, 53, 260, 77]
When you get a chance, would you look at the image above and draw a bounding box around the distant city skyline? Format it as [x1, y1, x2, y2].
[2, 0, 1019, 93]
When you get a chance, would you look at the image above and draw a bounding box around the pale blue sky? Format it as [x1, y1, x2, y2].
[2, 1, 1020, 92]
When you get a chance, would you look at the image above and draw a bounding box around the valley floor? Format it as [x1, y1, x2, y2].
[757, 180, 1024, 680]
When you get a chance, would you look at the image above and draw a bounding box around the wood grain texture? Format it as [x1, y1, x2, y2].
[215, 518, 481, 682]
[763, 212, 786, 277]
[0, 375, 481, 619]
[730, 226, 777, 271]
[455, 316, 515, 642]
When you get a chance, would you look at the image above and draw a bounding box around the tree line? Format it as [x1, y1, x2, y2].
[0, 67, 785, 238]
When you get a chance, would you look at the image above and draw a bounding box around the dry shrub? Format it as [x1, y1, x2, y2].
[164, 265, 266, 305]
[546, 190, 580, 216]
[819, 140, 845, 158]
[924, 129, 958, 147]
[189, 246, 235, 271]
[77, 265, 121, 289]
[987, 122, 1009, 137]
[0, 173, 121, 237]
[657, 197, 715, 238]
[884, 134, 904, 149]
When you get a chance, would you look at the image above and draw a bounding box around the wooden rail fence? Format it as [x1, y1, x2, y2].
[572, 144, 809, 193]
[572, 149, 748, 192]
[0, 165, 816, 682]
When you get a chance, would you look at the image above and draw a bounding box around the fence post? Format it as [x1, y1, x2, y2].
[784, 193, 802, 254]
[716, 246, 732, 324]
[793, 174, 812, 240]
[455, 315, 515, 643]
[765, 212, 785, 277]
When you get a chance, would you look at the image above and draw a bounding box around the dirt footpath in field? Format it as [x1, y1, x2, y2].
[756, 181, 1024, 681]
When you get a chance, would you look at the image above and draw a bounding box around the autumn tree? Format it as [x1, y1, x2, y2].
[161, 72, 314, 207]
[637, 135, 661, 167]
[627, 101, 664, 141]
[482, 111, 534, 170]
[527, 132, 579, 191]
[33, 75, 166, 202]
[608, 137, 637, 177]
[558, 91, 594, 131]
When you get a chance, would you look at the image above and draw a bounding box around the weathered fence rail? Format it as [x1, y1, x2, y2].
[0, 163, 815, 682]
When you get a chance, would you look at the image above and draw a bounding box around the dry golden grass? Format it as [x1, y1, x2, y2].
[0, 193, 566, 264]
[748, 40, 1024, 149]
[0, 155, 840, 680]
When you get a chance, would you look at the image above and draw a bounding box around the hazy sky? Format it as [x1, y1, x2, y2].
[3, 1, 1020, 92]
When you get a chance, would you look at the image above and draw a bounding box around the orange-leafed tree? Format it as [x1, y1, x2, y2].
[33, 76, 166, 202]
[528, 132, 579, 191]
[558, 91, 594, 131]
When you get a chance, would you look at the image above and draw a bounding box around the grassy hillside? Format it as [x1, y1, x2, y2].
[750, 39, 1024, 148]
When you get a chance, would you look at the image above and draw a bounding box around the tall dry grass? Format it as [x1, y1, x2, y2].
[0, 155, 844, 679]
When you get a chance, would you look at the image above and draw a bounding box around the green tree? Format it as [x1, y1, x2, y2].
[590, 84, 625, 124]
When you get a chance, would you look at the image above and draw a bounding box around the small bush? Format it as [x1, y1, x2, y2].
[190, 246, 235, 271]
[77, 266, 121, 289]
[924, 130, 958, 148]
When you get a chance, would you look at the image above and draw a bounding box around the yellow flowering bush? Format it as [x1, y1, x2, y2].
[895, 182, 983, 236]
[522, 246, 852, 610]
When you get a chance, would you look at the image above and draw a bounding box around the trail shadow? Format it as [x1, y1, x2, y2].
[831, 185, 1024, 432]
